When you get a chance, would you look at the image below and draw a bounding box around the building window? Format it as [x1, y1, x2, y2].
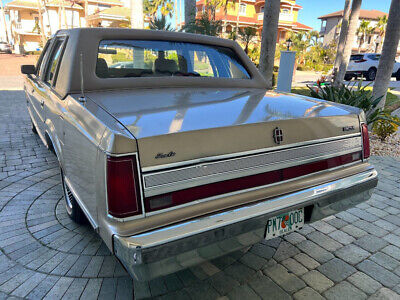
[239, 3, 246, 15]
[281, 8, 290, 14]
[260, 6, 264, 13]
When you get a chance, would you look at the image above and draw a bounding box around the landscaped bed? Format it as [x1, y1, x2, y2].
[370, 132, 400, 157]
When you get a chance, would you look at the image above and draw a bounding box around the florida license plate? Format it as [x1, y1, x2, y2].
[265, 208, 304, 240]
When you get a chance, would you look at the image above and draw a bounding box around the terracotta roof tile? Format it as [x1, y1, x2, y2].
[318, 9, 387, 20]
[293, 21, 312, 30]
[6, 0, 38, 9]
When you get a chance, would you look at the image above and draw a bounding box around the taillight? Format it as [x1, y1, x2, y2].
[106, 155, 142, 218]
[361, 123, 370, 159]
[355, 59, 367, 63]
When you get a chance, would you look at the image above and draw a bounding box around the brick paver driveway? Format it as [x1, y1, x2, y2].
[1, 90, 400, 299]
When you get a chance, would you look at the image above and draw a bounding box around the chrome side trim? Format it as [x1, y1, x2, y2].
[143, 136, 362, 197]
[119, 168, 377, 249]
[64, 176, 99, 230]
[141, 133, 361, 173]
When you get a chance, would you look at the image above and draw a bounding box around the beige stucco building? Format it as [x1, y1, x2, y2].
[5, 0, 125, 53]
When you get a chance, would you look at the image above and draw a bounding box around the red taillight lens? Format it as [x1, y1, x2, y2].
[355, 59, 367, 63]
[361, 123, 370, 159]
[107, 155, 142, 218]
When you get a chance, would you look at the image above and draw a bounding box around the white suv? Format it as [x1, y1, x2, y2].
[346, 53, 400, 81]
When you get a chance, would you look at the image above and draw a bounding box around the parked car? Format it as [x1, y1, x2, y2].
[21, 28, 378, 282]
[0, 41, 12, 54]
[346, 53, 400, 81]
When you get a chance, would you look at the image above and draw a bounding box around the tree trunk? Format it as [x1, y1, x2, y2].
[0, 0, 9, 43]
[372, 0, 400, 109]
[36, 0, 46, 46]
[84, 0, 88, 26]
[334, 0, 351, 71]
[258, 0, 280, 89]
[175, 0, 178, 29]
[333, 0, 362, 87]
[131, 0, 143, 29]
[184, 0, 196, 27]
[236, 0, 241, 32]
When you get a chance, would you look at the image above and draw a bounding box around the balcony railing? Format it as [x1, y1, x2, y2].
[257, 12, 294, 22]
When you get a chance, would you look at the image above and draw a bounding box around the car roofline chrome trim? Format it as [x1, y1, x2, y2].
[116, 167, 377, 248]
[141, 133, 361, 173]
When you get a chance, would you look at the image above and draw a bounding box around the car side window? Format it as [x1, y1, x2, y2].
[44, 38, 65, 85]
[36, 39, 52, 78]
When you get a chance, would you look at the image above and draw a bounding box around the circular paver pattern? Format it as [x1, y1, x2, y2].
[1, 90, 400, 299]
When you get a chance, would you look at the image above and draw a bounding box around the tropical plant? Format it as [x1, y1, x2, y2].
[334, 0, 351, 72]
[184, 11, 222, 36]
[375, 15, 387, 53]
[372, 0, 400, 109]
[149, 15, 173, 30]
[357, 20, 374, 52]
[238, 27, 257, 54]
[334, 0, 362, 86]
[144, 0, 174, 18]
[308, 81, 400, 127]
[372, 113, 400, 141]
[228, 30, 237, 41]
[258, 0, 280, 89]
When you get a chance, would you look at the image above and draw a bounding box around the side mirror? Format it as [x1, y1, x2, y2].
[21, 65, 36, 75]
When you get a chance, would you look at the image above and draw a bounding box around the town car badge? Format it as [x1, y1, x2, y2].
[273, 127, 283, 145]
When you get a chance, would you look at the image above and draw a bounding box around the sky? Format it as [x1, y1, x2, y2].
[297, 0, 392, 30]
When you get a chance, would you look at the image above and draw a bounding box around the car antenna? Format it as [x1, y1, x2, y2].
[78, 52, 86, 104]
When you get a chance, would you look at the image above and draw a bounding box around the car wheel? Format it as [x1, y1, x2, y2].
[396, 70, 400, 81]
[366, 68, 377, 81]
[344, 74, 353, 81]
[61, 169, 87, 224]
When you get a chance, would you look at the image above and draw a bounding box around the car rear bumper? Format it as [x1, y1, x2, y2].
[113, 167, 378, 281]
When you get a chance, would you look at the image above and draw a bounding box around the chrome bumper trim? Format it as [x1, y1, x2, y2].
[143, 136, 362, 197]
[114, 167, 377, 281]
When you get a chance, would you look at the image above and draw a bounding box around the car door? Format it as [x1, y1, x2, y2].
[41, 36, 68, 155]
[26, 39, 52, 140]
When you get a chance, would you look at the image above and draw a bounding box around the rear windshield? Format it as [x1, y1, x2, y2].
[350, 55, 364, 61]
[96, 40, 250, 79]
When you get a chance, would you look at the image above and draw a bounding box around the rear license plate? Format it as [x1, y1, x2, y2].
[265, 208, 304, 240]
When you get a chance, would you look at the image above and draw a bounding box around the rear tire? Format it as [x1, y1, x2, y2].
[344, 74, 353, 81]
[61, 169, 87, 224]
[366, 68, 377, 81]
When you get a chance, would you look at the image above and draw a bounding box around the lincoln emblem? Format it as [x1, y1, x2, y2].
[273, 127, 283, 144]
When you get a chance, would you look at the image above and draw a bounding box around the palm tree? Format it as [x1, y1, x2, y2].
[258, 0, 280, 89]
[149, 15, 173, 30]
[144, 0, 174, 20]
[357, 20, 374, 52]
[372, 0, 400, 109]
[333, 0, 362, 86]
[131, 0, 144, 29]
[375, 15, 387, 53]
[184, 0, 196, 28]
[0, 0, 9, 42]
[239, 27, 256, 54]
[333, 0, 351, 72]
[184, 11, 222, 36]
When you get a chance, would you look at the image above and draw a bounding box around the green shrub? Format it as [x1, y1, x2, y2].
[372, 113, 400, 141]
[308, 81, 400, 129]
